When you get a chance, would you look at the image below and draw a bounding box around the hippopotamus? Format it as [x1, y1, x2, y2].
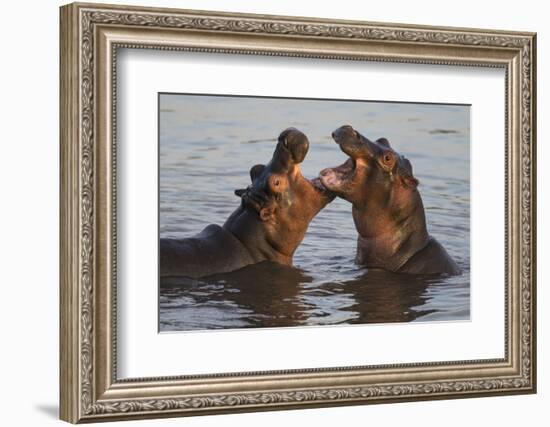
[319, 125, 460, 276]
[160, 128, 335, 278]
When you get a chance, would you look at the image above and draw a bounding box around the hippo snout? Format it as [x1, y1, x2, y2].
[331, 125, 379, 160]
[279, 127, 309, 164]
[332, 125, 359, 144]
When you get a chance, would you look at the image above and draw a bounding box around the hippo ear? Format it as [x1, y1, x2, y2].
[402, 175, 419, 189]
[234, 188, 246, 197]
[398, 157, 418, 189]
[250, 164, 265, 182]
[377, 137, 391, 147]
[259, 206, 275, 222]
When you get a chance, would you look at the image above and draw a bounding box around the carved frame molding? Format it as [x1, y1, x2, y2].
[60, 2, 536, 423]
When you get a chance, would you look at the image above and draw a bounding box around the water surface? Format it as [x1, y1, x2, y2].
[159, 94, 470, 331]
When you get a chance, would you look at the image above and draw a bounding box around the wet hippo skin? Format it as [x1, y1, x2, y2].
[160, 128, 335, 278]
[320, 125, 460, 276]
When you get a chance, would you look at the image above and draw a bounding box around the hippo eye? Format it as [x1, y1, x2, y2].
[269, 175, 286, 192]
[383, 153, 393, 163]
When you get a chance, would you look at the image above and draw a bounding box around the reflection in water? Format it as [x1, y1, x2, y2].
[333, 269, 437, 324]
[159, 94, 471, 332]
[160, 263, 452, 331]
[162, 263, 312, 329]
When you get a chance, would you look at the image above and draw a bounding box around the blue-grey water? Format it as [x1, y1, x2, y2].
[159, 94, 470, 332]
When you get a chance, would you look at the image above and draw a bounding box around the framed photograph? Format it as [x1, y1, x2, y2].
[60, 2, 536, 423]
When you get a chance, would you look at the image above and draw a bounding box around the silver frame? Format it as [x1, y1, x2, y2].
[60, 2, 536, 423]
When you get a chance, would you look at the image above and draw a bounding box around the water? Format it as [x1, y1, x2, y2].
[159, 94, 470, 331]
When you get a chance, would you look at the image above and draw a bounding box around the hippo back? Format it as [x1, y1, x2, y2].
[397, 237, 461, 275]
[160, 224, 256, 279]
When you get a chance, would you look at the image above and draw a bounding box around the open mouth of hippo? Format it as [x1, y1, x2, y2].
[239, 169, 335, 214]
[236, 127, 337, 214]
[238, 175, 335, 217]
[318, 125, 371, 193]
[310, 176, 335, 194]
[318, 157, 356, 193]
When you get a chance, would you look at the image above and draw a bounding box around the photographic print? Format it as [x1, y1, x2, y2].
[159, 94, 470, 332]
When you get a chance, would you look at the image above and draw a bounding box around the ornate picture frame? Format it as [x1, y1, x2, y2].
[60, 2, 536, 423]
